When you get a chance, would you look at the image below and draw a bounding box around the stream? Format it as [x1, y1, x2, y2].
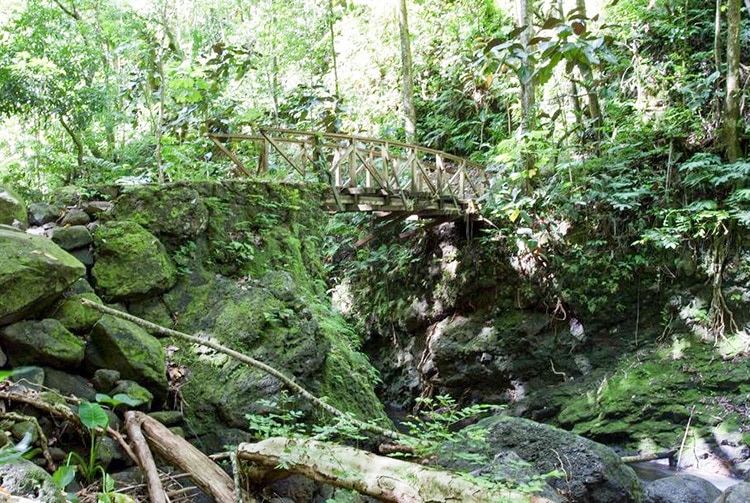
[631, 460, 743, 492]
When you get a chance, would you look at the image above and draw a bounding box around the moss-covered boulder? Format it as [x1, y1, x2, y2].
[86, 314, 167, 400]
[445, 415, 643, 502]
[0, 185, 27, 226]
[28, 202, 62, 226]
[92, 221, 177, 300]
[113, 184, 209, 245]
[0, 319, 84, 369]
[129, 267, 388, 447]
[48, 292, 103, 334]
[0, 226, 86, 325]
[0, 459, 64, 502]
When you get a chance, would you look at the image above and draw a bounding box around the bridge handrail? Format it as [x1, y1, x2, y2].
[206, 129, 488, 215]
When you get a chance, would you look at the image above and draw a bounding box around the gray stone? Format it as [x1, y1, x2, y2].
[27, 202, 62, 226]
[444, 415, 644, 503]
[60, 208, 90, 226]
[714, 482, 750, 502]
[86, 314, 167, 401]
[91, 221, 177, 301]
[50, 225, 92, 251]
[0, 185, 27, 227]
[84, 200, 113, 216]
[68, 278, 95, 294]
[1, 319, 84, 368]
[0, 227, 85, 325]
[0, 459, 64, 502]
[645, 474, 721, 503]
[70, 247, 94, 266]
[92, 369, 121, 392]
[43, 367, 96, 401]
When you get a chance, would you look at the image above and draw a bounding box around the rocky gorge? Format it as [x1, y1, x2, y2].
[0, 181, 748, 502]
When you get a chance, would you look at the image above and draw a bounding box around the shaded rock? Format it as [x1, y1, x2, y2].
[86, 314, 167, 400]
[446, 415, 643, 502]
[0, 459, 64, 502]
[91, 221, 177, 301]
[11, 421, 38, 443]
[68, 278, 95, 294]
[70, 247, 94, 266]
[715, 482, 750, 502]
[43, 367, 96, 401]
[645, 474, 721, 503]
[50, 225, 92, 251]
[0, 226, 85, 325]
[84, 200, 113, 216]
[1, 319, 84, 368]
[148, 410, 183, 426]
[27, 202, 62, 226]
[92, 369, 121, 392]
[0, 185, 27, 226]
[48, 292, 103, 334]
[113, 184, 209, 244]
[60, 208, 90, 226]
[9, 366, 45, 393]
[110, 380, 153, 408]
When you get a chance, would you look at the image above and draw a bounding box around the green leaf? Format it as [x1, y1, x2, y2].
[53, 465, 76, 489]
[78, 402, 109, 430]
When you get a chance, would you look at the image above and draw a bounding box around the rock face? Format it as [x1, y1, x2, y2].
[0, 319, 84, 368]
[91, 221, 177, 300]
[0, 226, 85, 325]
[0, 185, 27, 226]
[715, 482, 750, 502]
[644, 474, 721, 503]
[447, 415, 644, 502]
[86, 314, 167, 400]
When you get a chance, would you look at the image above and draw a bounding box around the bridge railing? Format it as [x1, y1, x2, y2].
[206, 129, 488, 212]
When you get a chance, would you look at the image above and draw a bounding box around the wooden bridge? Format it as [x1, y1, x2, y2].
[206, 129, 488, 217]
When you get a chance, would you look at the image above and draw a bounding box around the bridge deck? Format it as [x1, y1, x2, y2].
[207, 129, 488, 217]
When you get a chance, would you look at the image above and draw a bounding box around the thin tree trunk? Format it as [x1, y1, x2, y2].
[328, 0, 340, 97]
[724, 0, 741, 162]
[575, 0, 602, 131]
[715, 0, 722, 73]
[59, 115, 84, 181]
[397, 0, 417, 143]
[516, 0, 535, 136]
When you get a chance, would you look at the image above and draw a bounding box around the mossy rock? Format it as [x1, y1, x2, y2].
[0, 319, 84, 369]
[48, 292, 103, 334]
[113, 183, 209, 244]
[86, 314, 167, 401]
[92, 221, 177, 301]
[0, 185, 27, 226]
[50, 225, 92, 251]
[0, 226, 85, 325]
[0, 459, 63, 502]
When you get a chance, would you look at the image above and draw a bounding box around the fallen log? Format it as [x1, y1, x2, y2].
[238, 437, 555, 503]
[124, 412, 167, 503]
[136, 412, 240, 503]
[621, 450, 676, 464]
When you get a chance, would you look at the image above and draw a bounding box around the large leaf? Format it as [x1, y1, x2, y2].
[78, 401, 109, 430]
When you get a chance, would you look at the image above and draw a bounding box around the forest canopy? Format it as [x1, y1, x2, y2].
[0, 0, 748, 322]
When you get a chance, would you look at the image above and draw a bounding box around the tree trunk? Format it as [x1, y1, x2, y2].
[59, 114, 84, 181]
[397, 0, 417, 143]
[715, 0, 722, 73]
[724, 0, 741, 162]
[238, 437, 553, 503]
[516, 0, 535, 136]
[575, 0, 602, 131]
[328, 0, 340, 97]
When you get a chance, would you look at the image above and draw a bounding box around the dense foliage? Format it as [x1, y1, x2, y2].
[0, 0, 748, 332]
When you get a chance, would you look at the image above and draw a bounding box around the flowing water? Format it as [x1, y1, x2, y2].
[631, 459, 743, 492]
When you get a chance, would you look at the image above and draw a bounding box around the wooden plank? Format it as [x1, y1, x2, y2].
[208, 135, 251, 176]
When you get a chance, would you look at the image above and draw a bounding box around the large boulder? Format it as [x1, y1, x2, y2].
[48, 292, 103, 334]
[0, 459, 64, 502]
[644, 474, 721, 503]
[113, 184, 209, 245]
[91, 221, 177, 301]
[0, 185, 27, 226]
[0, 226, 86, 325]
[0, 319, 84, 369]
[715, 482, 750, 502]
[50, 225, 93, 251]
[444, 415, 643, 502]
[86, 314, 167, 400]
